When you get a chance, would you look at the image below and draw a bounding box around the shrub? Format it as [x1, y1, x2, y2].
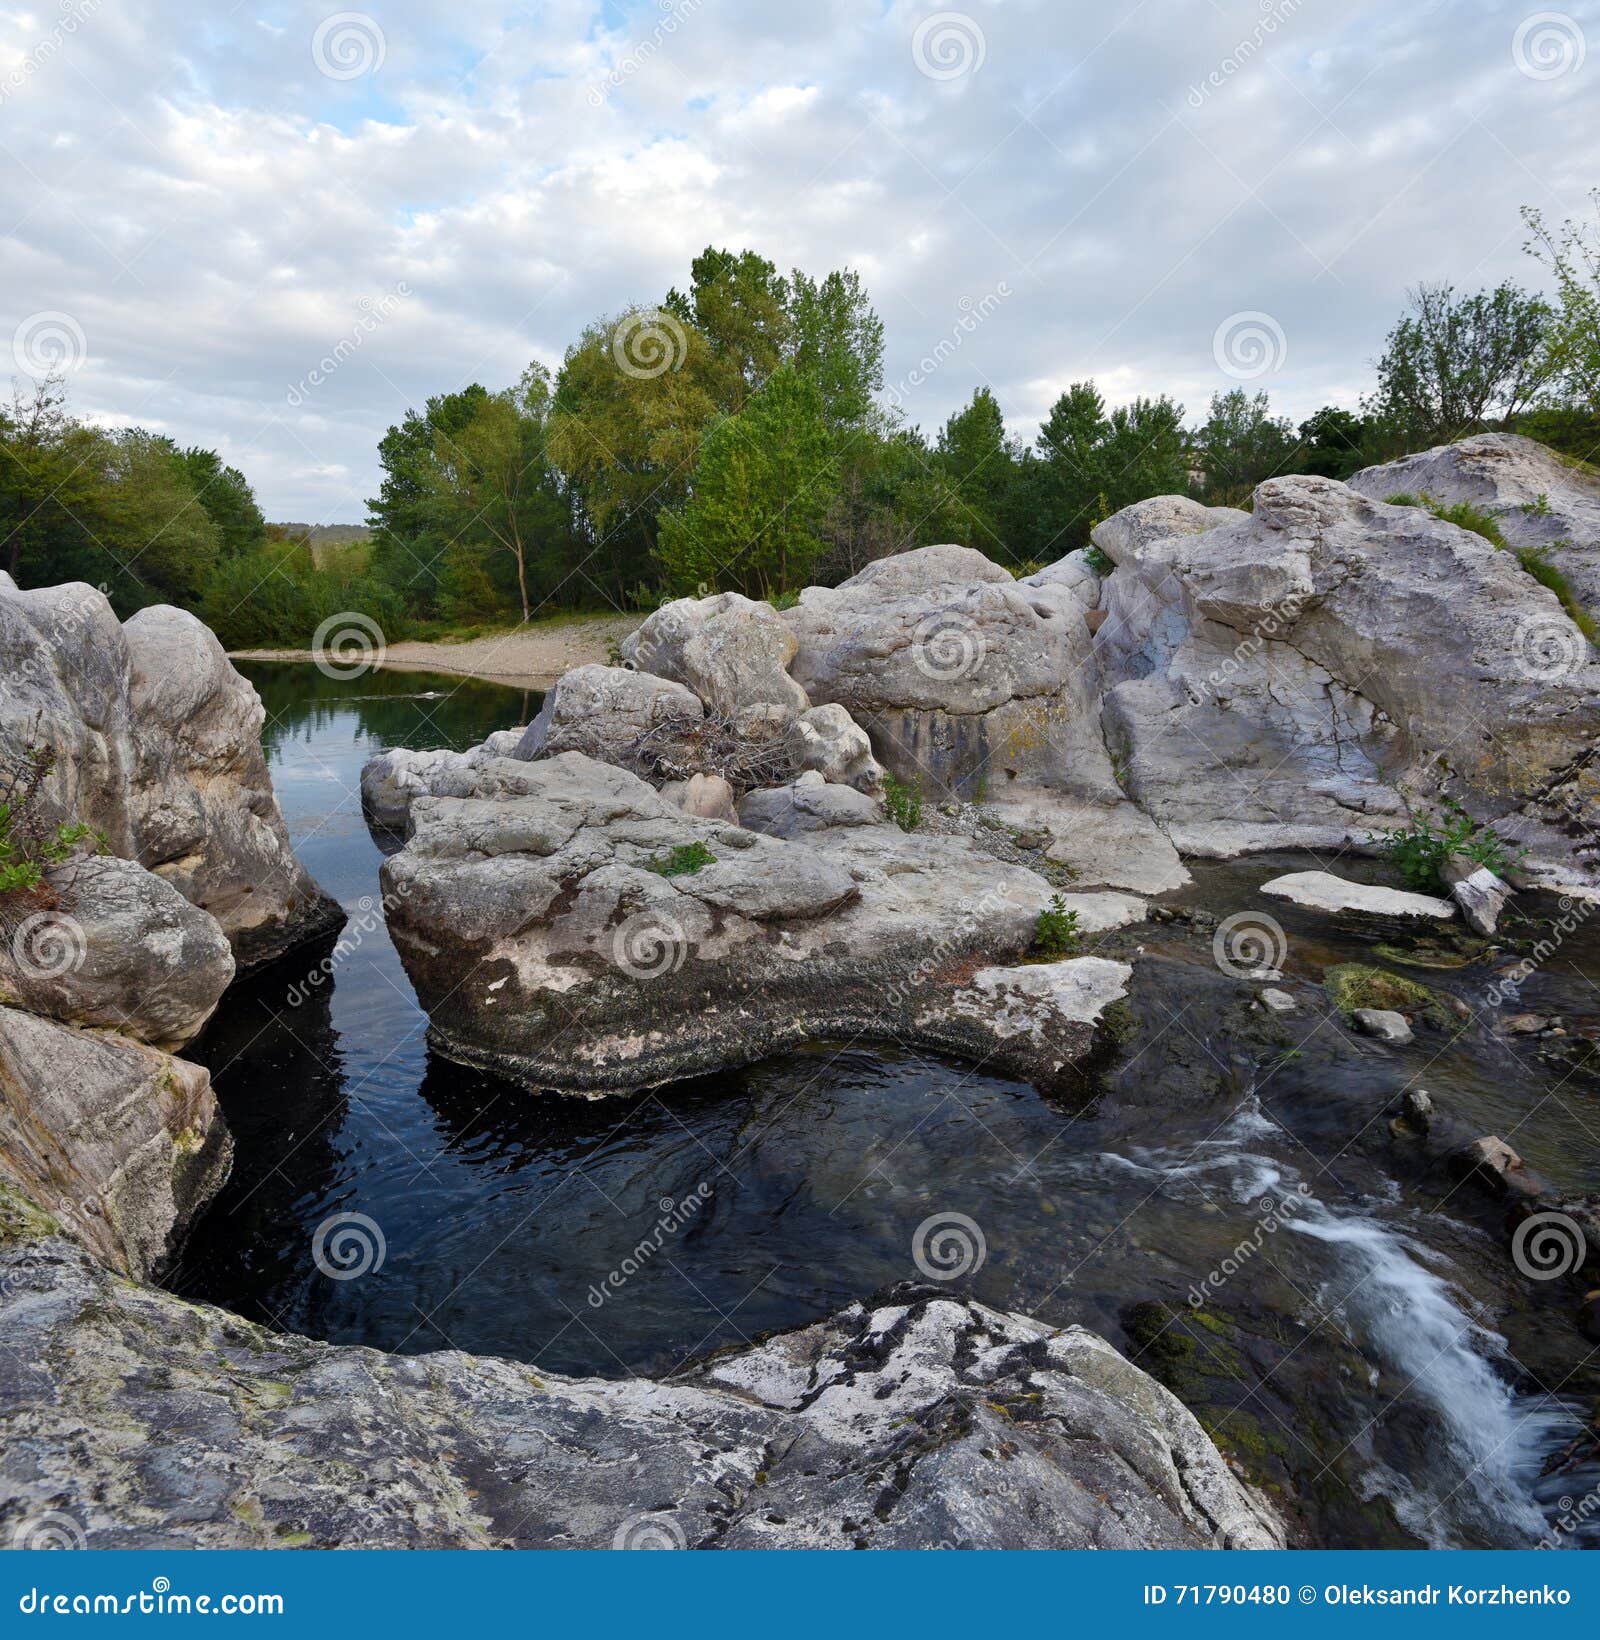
[883, 774, 923, 832]
[1373, 802, 1523, 893]
[646, 841, 716, 877]
[1032, 894, 1082, 957]
[0, 742, 104, 914]
[1084, 544, 1114, 575]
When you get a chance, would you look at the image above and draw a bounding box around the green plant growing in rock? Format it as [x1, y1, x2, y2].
[1084, 543, 1114, 575]
[883, 774, 923, 832]
[645, 841, 717, 877]
[1373, 801, 1523, 894]
[0, 742, 104, 910]
[1031, 894, 1082, 957]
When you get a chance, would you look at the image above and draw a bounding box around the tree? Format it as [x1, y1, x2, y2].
[655, 364, 836, 598]
[933, 387, 1020, 558]
[167, 446, 266, 556]
[1297, 406, 1369, 480]
[665, 246, 791, 413]
[788, 268, 884, 431]
[1370, 281, 1555, 446]
[1524, 192, 1600, 411]
[1192, 389, 1298, 502]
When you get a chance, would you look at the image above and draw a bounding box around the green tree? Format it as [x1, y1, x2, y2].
[665, 247, 792, 412]
[932, 387, 1020, 557]
[1296, 406, 1369, 480]
[167, 446, 266, 556]
[788, 267, 885, 431]
[1192, 388, 1299, 502]
[655, 364, 836, 598]
[1524, 191, 1600, 412]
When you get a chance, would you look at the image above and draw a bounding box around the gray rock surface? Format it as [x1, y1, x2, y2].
[786, 702, 884, 793]
[0, 1008, 229, 1279]
[0, 1244, 1280, 1550]
[1443, 857, 1512, 937]
[1352, 1008, 1414, 1046]
[1260, 871, 1456, 925]
[623, 593, 809, 721]
[1350, 433, 1600, 615]
[514, 663, 704, 763]
[0, 856, 234, 1050]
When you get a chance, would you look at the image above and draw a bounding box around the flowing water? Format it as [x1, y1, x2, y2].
[171, 661, 1600, 1550]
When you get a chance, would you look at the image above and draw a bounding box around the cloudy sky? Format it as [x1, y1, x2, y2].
[2, 0, 1596, 520]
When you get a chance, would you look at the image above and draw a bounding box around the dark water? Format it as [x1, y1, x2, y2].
[172, 661, 1600, 1550]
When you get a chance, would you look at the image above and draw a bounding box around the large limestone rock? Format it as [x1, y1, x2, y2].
[0, 856, 234, 1050]
[786, 702, 884, 793]
[0, 581, 342, 969]
[1350, 433, 1600, 615]
[0, 1247, 1280, 1550]
[1093, 477, 1600, 859]
[622, 593, 809, 723]
[0, 1007, 229, 1280]
[785, 544, 1114, 800]
[513, 663, 703, 763]
[380, 751, 1124, 1094]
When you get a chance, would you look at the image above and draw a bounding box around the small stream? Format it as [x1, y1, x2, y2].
[170, 661, 1600, 1550]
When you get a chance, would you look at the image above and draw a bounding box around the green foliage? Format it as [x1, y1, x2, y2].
[1324, 964, 1447, 1028]
[1083, 543, 1113, 575]
[1031, 894, 1082, 957]
[1523, 191, 1600, 410]
[883, 773, 923, 832]
[1425, 498, 1507, 547]
[0, 744, 104, 903]
[1373, 802, 1524, 893]
[646, 841, 717, 877]
[1191, 388, 1298, 504]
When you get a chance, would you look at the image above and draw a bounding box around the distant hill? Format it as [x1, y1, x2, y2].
[269, 522, 372, 571]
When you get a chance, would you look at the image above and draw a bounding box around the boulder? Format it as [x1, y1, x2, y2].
[0, 1006, 229, 1279]
[1442, 855, 1512, 936]
[1352, 1008, 1414, 1046]
[514, 663, 703, 763]
[622, 593, 809, 721]
[786, 703, 884, 794]
[667, 772, 739, 823]
[0, 856, 234, 1050]
[0, 579, 342, 971]
[1261, 871, 1456, 926]
[738, 776, 887, 837]
[785, 544, 1114, 800]
[1349, 433, 1600, 616]
[380, 751, 1113, 1095]
[0, 1249, 1281, 1549]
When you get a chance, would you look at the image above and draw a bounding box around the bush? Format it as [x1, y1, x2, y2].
[1031, 894, 1082, 957]
[1373, 802, 1523, 893]
[0, 743, 104, 914]
[883, 774, 923, 832]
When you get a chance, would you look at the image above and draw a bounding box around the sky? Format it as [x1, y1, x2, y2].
[1, 0, 1597, 522]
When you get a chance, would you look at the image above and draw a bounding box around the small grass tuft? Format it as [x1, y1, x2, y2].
[646, 841, 717, 877]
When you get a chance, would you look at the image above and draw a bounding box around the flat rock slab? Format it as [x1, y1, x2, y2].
[1260, 871, 1455, 923]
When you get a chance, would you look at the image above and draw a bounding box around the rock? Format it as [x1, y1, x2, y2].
[984, 790, 1191, 895]
[513, 663, 703, 763]
[380, 751, 1114, 1095]
[0, 856, 234, 1050]
[361, 745, 482, 832]
[786, 703, 884, 794]
[1402, 1087, 1434, 1128]
[0, 1246, 1281, 1549]
[1500, 1013, 1549, 1035]
[1019, 548, 1102, 614]
[1463, 1135, 1546, 1201]
[622, 594, 808, 721]
[1093, 477, 1600, 861]
[1259, 987, 1297, 1014]
[936, 958, 1132, 1083]
[738, 779, 886, 837]
[0, 1007, 229, 1279]
[673, 773, 738, 823]
[1352, 1008, 1413, 1046]
[785, 544, 1114, 800]
[1349, 433, 1600, 617]
[1443, 854, 1512, 936]
[1260, 871, 1456, 925]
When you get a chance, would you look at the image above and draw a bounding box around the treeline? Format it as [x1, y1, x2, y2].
[5, 193, 1599, 642]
